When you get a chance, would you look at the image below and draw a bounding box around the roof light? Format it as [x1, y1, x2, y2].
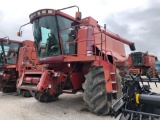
[37, 11, 41, 15]
[48, 10, 53, 14]
[29, 9, 55, 22]
[30, 14, 34, 19]
[30, 12, 37, 19]
[42, 10, 47, 14]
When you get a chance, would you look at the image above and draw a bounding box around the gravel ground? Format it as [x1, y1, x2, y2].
[0, 92, 118, 120]
[0, 83, 159, 120]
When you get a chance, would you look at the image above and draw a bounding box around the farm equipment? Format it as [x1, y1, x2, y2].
[0, 37, 37, 97]
[17, 5, 135, 115]
[128, 52, 157, 77]
[0, 37, 21, 93]
[17, 40, 38, 97]
[111, 52, 160, 119]
[155, 61, 160, 74]
[111, 75, 160, 120]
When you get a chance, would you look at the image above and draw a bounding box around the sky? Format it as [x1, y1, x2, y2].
[0, 0, 160, 58]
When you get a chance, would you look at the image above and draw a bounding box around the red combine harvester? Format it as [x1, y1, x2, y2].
[17, 5, 135, 115]
[16, 40, 39, 97]
[0, 37, 21, 93]
[128, 52, 157, 77]
[0, 37, 36, 97]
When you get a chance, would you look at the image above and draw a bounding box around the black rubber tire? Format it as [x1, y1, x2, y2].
[83, 66, 122, 115]
[34, 91, 59, 102]
[146, 67, 158, 78]
[2, 87, 16, 93]
[19, 89, 32, 97]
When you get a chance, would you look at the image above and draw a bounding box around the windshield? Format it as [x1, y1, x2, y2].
[33, 16, 60, 58]
[32, 15, 78, 59]
[57, 15, 77, 54]
[0, 41, 21, 65]
[156, 63, 160, 71]
[0, 47, 4, 65]
[131, 53, 143, 66]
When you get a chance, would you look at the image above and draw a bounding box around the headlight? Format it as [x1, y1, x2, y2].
[0, 71, 4, 75]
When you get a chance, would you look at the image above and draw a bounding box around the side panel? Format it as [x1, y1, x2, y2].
[17, 46, 37, 78]
[70, 72, 85, 90]
[94, 29, 126, 57]
[77, 28, 87, 57]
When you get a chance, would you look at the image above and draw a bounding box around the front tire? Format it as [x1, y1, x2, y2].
[83, 66, 122, 115]
[19, 89, 32, 97]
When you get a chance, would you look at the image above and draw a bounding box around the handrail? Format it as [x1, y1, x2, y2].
[58, 24, 132, 60]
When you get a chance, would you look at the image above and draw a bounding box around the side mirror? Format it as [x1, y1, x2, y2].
[17, 22, 30, 37]
[17, 32, 21, 37]
[6, 39, 11, 45]
[0, 36, 10, 44]
[75, 12, 81, 20]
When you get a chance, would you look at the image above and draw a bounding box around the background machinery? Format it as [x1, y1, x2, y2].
[0, 37, 37, 97]
[17, 5, 135, 115]
[111, 52, 160, 119]
[111, 75, 160, 120]
[17, 40, 38, 97]
[0, 37, 21, 93]
[128, 52, 157, 78]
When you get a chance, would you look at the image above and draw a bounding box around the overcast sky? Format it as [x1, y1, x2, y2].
[0, 0, 160, 58]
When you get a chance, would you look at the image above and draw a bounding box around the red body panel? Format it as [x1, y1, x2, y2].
[18, 7, 135, 98]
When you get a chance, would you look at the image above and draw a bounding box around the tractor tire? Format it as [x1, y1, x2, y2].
[34, 91, 59, 102]
[83, 66, 122, 115]
[2, 87, 16, 93]
[146, 67, 158, 78]
[19, 89, 32, 97]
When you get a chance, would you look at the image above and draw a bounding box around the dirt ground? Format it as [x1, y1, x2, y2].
[0, 83, 159, 120]
[0, 92, 118, 120]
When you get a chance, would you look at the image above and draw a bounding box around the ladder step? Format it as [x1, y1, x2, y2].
[19, 85, 37, 91]
[112, 90, 117, 93]
[110, 72, 115, 75]
[111, 81, 116, 84]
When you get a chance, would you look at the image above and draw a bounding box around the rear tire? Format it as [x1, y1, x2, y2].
[19, 89, 32, 97]
[147, 67, 158, 78]
[83, 66, 122, 115]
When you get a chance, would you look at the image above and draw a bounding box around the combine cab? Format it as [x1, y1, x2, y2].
[0, 38, 37, 97]
[128, 52, 157, 77]
[17, 5, 135, 115]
